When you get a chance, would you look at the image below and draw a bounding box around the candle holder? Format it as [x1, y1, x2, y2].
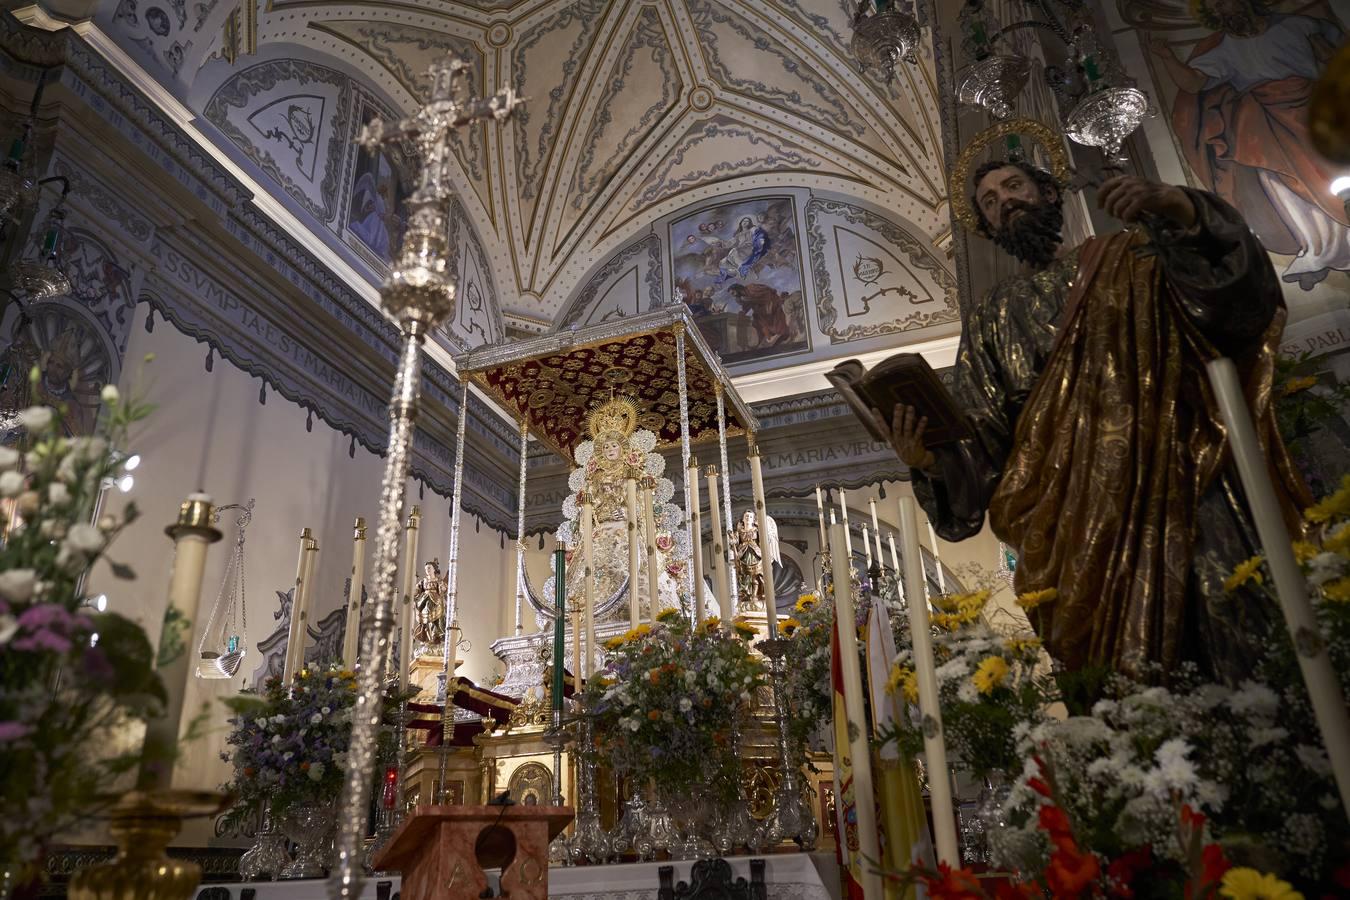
[568, 708, 613, 865]
[68, 790, 233, 900]
[757, 637, 817, 851]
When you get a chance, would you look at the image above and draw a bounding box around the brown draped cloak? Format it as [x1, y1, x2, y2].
[913, 190, 1309, 681]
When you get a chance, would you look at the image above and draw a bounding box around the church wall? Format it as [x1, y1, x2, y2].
[86, 303, 514, 842]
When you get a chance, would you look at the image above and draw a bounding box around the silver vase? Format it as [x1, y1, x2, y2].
[611, 786, 646, 858]
[278, 802, 334, 879]
[238, 809, 291, 880]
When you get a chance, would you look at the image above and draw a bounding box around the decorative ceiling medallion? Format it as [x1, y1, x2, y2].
[487, 22, 512, 48]
[689, 86, 715, 111]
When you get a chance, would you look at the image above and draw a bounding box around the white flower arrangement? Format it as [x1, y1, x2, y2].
[644, 453, 665, 477]
[630, 429, 657, 453]
[574, 441, 594, 467]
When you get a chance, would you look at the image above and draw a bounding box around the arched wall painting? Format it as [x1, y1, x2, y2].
[344, 97, 410, 266]
[670, 196, 810, 365]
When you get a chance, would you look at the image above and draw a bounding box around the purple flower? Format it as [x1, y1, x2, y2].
[17, 603, 77, 631]
[13, 629, 73, 654]
[0, 721, 33, 741]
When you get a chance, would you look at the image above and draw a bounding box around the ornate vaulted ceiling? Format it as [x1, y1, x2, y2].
[101, 0, 950, 336]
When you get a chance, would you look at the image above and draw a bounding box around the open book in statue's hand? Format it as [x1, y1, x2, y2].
[825, 353, 973, 449]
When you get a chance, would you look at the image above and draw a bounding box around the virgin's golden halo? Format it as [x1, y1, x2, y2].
[586, 395, 640, 445]
[948, 118, 1073, 235]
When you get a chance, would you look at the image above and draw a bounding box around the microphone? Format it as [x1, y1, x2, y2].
[488, 790, 515, 807]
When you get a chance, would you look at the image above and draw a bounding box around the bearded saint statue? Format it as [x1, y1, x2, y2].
[879, 154, 1309, 684]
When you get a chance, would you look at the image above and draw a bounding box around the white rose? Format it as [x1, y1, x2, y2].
[47, 483, 70, 505]
[0, 446, 18, 471]
[18, 406, 53, 433]
[307, 762, 325, 781]
[0, 613, 18, 645]
[0, 569, 37, 603]
[100, 384, 120, 404]
[309, 713, 322, 725]
[66, 523, 105, 554]
[98, 515, 117, 532]
[0, 471, 24, 497]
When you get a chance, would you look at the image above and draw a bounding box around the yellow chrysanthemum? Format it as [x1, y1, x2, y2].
[1324, 523, 1350, 556]
[1322, 577, 1350, 604]
[1015, 588, 1058, 611]
[655, 607, 681, 623]
[971, 656, 1010, 695]
[1005, 636, 1042, 656]
[782, 617, 801, 635]
[1292, 540, 1320, 564]
[1224, 555, 1265, 593]
[1218, 867, 1304, 900]
[604, 635, 625, 651]
[794, 594, 819, 613]
[1304, 475, 1350, 524]
[731, 618, 757, 639]
[1280, 375, 1318, 396]
[939, 589, 990, 614]
[702, 616, 722, 632]
[885, 664, 919, 703]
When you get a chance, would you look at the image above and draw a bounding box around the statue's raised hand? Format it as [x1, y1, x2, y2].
[1097, 175, 1196, 228]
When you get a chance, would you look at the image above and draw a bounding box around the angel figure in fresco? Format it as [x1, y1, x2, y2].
[1146, 0, 1348, 289]
[714, 215, 771, 283]
[733, 509, 779, 613]
[412, 558, 446, 651]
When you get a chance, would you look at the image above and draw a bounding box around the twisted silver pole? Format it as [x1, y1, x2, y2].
[514, 420, 528, 634]
[674, 325, 695, 618]
[437, 377, 470, 800]
[715, 384, 738, 605]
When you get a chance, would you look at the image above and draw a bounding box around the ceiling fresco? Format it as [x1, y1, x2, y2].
[99, 0, 950, 340]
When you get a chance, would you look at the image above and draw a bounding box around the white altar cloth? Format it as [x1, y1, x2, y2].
[191, 853, 840, 900]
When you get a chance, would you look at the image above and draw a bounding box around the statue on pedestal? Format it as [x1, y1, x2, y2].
[733, 510, 778, 612]
[413, 558, 446, 652]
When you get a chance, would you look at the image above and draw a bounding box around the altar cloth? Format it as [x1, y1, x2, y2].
[191, 853, 840, 900]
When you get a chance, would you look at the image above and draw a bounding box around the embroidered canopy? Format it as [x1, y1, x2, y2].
[454, 306, 756, 460]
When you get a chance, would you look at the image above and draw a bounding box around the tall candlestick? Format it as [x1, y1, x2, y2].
[839, 488, 854, 560]
[1207, 357, 1350, 812]
[747, 438, 777, 635]
[868, 497, 885, 568]
[815, 485, 828, 555]
[706, 465, 732, 623]
[862, 524, 873, 570]
[625, 476, 641, 628]
[298, 537, 319, 669]
[688, 457, 705, 625]
[553, 548, 566, 714]
[828, 522, 884, 900]
[581, 496, 596, 677]
[282, 528, 312, 686]
[897, 494, 960, 863]
[642, 477, 660, 619]
[342, 517, 367, 666]
[888, 533, 901, 580]
[397, 508, 420, 690]
[138, 493, 222, 790]
[926, 519, 947, 595]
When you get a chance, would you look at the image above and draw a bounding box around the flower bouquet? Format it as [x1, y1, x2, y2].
[585, 609, 766, 804]
[0, 380, 161, 881]
[780, 592, 834, 760]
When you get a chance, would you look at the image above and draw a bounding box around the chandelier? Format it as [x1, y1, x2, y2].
[850, 0, 923, 83]
[954, 0, 1150, 164]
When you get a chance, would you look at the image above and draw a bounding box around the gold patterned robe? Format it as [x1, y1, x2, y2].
[914, 190, 1309, 681]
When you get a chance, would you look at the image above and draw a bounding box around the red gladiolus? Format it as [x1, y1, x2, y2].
[1038, 804, 1073, 838]
[1027, 777, 1053, 798]
[1199, 844, 1230, 883]
[923, 863, 984, 900]
[1105, 845, 1152, 898]
[1045, 845, 1100, 897]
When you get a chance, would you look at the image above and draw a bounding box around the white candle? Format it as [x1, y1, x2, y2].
[862, 524, 873, 569]
[748, 440, 777, 635]
[888, 533, 901, 578]
[815, 485, 828, 551]
[926, 519, 947, 595]
[581, 496, 595, 679]
[298, 537, 319, 668]
[643, 479, 660, 620]
[688, 458, 705, 625]
[1207, 357, 1350, 812]
[706, 465, 732, 623]
[828, 522, 885, 900]
[342, 517, 367, 666]
[625, 477, 641, 629]
[839, 488, 854, 560]
[283, 527, 314, 684]
[868, 497, 885, 567]
[139, 493, 220, 791]
[397, 508, 421, 689]
[897, 494, 960, 864]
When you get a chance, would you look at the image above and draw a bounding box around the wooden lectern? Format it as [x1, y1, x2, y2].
[371, 805, 573, 900]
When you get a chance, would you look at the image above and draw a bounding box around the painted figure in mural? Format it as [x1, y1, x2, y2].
[715, 215, 770, 283]
[1147, 0, 1347, 289]
[733, 509, 779, 612]
[412, 558, 446, 651]
[350, 170, 396, 260]
[557, 395, 688, 625]
[728, 283, 792, 348]
[883, 161, 1309, 684]
[0, 316, 104, 440]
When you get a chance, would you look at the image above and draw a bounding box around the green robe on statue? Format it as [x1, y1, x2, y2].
[914, 189, 1309, 682]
